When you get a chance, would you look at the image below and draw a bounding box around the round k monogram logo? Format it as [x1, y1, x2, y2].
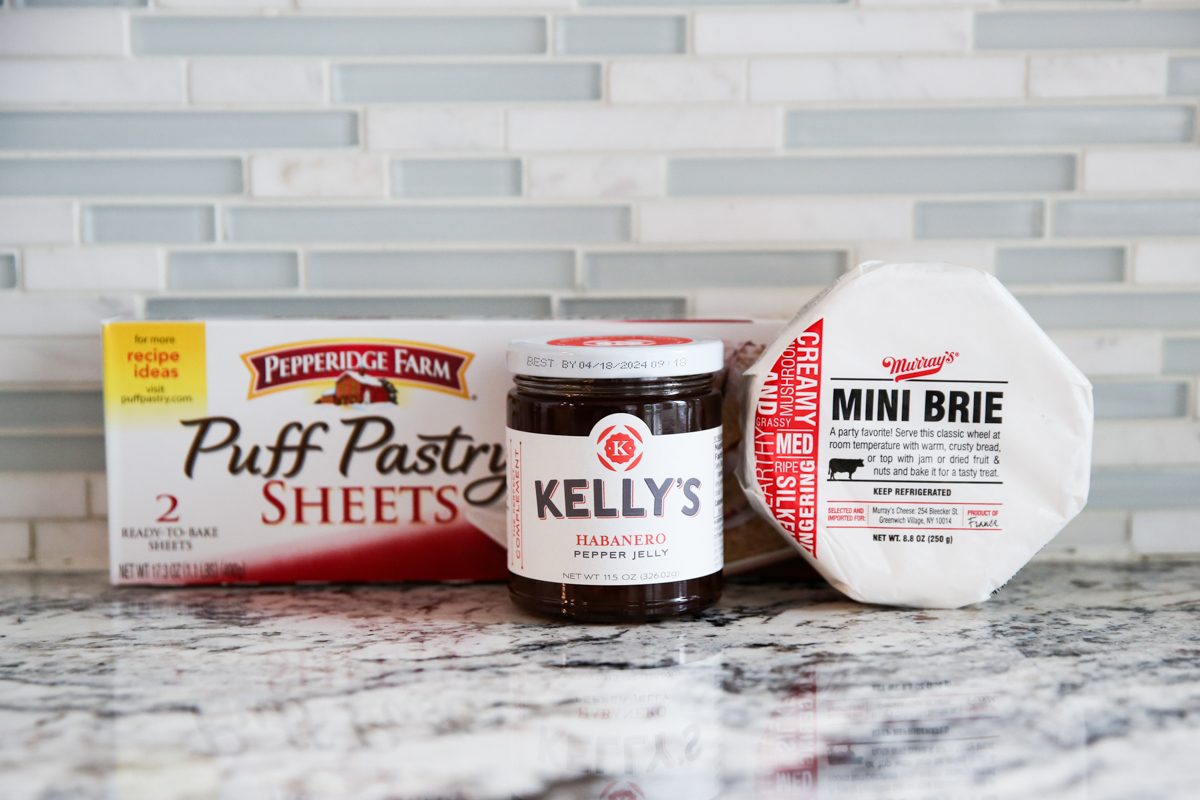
[596, 424, 644, 472]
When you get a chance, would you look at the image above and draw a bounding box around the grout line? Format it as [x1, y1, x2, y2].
[297, 247, 309, 291]
[120, 10, 131, 59]
[212, 201, 225, 244]
[155, 246, 166, 292]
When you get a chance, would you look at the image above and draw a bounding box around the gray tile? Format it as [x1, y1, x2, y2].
[308, 250, 575, 290]
[225, 206, 629, 243]
[85, 206, 215, 244]
[146, 295, 552, 320]
[0, 255, 15, 290]
[134, 17, 545, 56]
[584, 0, 840, 4]
[995, 247, 1124, 284]
[586, 250, 844, 290]
[916, 201, 1044, 239]
[0, 436, 105, 472]
[0, 297, 132, 337]
[786, 106, 1194, 148]
[977, 10, 1200, 50]
[558, 297, 686, 319]
[0, 391, 103, 430]
[1094, 382, 1188, 420]
[1164, 338, 1200, 374]
[585, 0, 840, 3]
[670, 155, 1075, 195]
[393, 159, 521, 198]
[1088, 469, 1200, 509]
[557, 16, 685, 54]
[335, 63, 600, 103]
[1015, 292, 1200, 329]
[0, 159, 243, 196]
[1054, 200, 1200, 237]
[168, 251, 298, 291]
[1171, 59, 1200, 95]
[0, 112, 358, 150]
[17, 0, 144, 5]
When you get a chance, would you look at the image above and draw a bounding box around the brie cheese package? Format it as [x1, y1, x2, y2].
[740, 262, 1093, 608]
[103, 318, 792, 585]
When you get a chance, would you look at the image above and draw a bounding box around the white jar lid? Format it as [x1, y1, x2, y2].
[507, 334, 725, 379]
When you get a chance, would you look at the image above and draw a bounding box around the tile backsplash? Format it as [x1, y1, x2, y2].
[0, 0, 1198, 570]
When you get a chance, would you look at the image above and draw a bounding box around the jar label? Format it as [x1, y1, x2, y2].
[507, 413, 723, 586]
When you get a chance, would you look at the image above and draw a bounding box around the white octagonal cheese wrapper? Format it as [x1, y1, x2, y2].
[740, 262, 1093, 608]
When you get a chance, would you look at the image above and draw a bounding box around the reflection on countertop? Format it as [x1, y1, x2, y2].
[1, 563, 1199, 800]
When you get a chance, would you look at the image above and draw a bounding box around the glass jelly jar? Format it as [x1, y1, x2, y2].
[505, 334, 725, 622]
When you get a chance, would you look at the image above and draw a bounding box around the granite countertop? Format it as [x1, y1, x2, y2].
[2, 563, 1199, 800]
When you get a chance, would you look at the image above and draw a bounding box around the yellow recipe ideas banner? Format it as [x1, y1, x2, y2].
[104, 321, 208, 427]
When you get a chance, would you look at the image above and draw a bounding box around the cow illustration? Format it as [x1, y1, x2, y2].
[828, 458, 865, 480]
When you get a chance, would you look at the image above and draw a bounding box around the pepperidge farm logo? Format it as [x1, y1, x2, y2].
[240, 339, 473, 404]
[882, 351, 960, 381]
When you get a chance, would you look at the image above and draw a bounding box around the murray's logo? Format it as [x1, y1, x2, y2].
[882, 351, 959, 381]
[241, 339, 472, 403]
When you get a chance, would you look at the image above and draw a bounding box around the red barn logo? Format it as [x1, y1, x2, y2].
[241, 339, 472, 402]
[315, 371, 397, 406]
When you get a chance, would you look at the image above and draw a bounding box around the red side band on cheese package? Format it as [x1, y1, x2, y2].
[103, 319, 787, 585]
[741, 262, 1094, 608]
[752, 320, 823, 558]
